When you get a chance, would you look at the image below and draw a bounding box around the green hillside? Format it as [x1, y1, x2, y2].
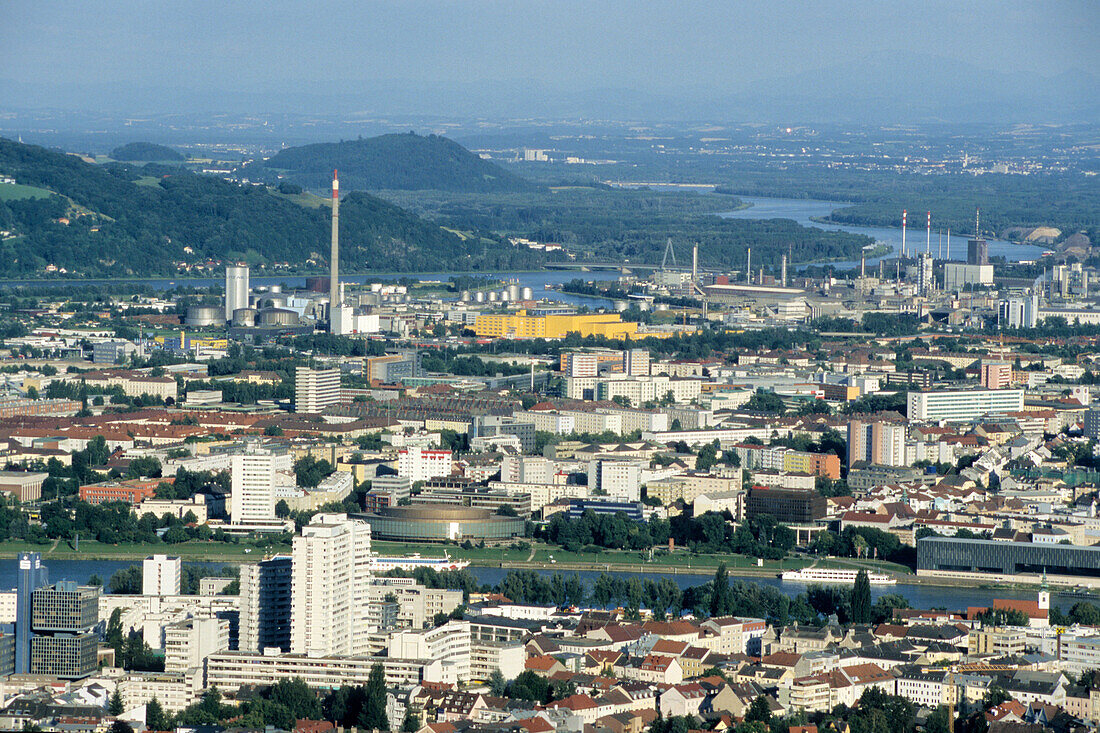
[0, 137, 543, 277]
[110, 142, 185, 162]
[247, 132, 537, 193]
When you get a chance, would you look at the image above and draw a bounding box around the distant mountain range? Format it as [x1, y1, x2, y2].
[242, 133, 537, 193]
[0, 138, 541, 277]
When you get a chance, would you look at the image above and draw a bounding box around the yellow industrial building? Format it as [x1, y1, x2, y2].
[473, 311, 639, 340]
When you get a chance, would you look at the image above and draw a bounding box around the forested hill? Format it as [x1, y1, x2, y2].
[110, 142, 184, 162]
[0, 137, 543, 277]
[245, 132, 537, 193]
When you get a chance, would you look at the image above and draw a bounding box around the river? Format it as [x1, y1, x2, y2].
[3, 558, 1094, 613]
[718, 196, 1050, 268]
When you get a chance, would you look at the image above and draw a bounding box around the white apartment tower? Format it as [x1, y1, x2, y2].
[397, 446, 454, 483]
[142, 554, 181, 596]
[225, 265, 250, 321]
[231, 443, 276, 524]
[291, 513, 373, 657]
[294, 366, 341, 413]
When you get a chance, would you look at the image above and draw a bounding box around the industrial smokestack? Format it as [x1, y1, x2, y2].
[329, 169, 340, 322]
[781, 254, 787, 287]
[746, 248, 751, 284]
[692, 244, 698, 285]
[901, 209, 907, 258]
[926, 211, 931, 254]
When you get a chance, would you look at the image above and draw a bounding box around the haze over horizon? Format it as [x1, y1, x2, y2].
[2, 0, 1098, 123]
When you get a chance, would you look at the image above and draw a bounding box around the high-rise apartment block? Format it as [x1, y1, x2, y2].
[847, 419, 908, 467]
[291, 514, 373, 657]
[231, 444, 277, 525]
[238, 555, 293, 653]
[294, 366, 341, 413]
[143, 554, 181, 596]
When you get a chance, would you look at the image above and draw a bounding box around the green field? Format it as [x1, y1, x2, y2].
[0, 183, 52, 201]
[0, 539, 277, 563]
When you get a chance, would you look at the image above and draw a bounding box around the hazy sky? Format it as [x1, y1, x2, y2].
[2, 0, 1097, 120]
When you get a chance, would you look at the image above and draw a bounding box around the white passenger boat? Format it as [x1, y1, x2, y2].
[369, 553, 470, 572]
[780, 568, 897, 585]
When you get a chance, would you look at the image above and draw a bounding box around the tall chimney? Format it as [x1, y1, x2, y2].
[781, 254, 788, 287]
[746, 248, 752, 284]
[329, 169, 340, 320]
[692, 244, 698, 285]
[902, 209, 907, 258]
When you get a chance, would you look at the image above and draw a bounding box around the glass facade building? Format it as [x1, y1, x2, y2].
[918, 536, 1100, 577]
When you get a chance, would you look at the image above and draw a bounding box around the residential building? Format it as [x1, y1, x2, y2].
[291, 514, 373, 656]
[230, 443, 277, 524]
[398, 446, 454, 483]
[294, 366, 340, 413]
[164, 617, 230, 676]
[238, 555, 293, 653]
[848, 420, 907, 467]
[142, 555, 181, 596]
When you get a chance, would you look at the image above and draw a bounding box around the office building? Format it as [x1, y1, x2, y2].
[164, 617, 230, 675]
[225, 266, 250, 321]
[231, 444, 277, 525]
[238, 555, 292, 653]
[999, 294, 1039, 329]
[16, 552, 47, 674]
[745, 487, 826, 524]
[473, 311, 638, 340]
[563, 352, 599, 378]
[917, 536, 1100, 579]
[980, 361, 1013, 390]
[847, 420, 907, 467]
[907, 389, 1024, 422]
[397, 446, 453, 483]
[142, 555, 181, 596]
[364, 352, 419, 383]
[291, 514, 373, 657]
[294, 366, 341, 414]
[30, 581, 100, 679]
[369, 475, 412, 503]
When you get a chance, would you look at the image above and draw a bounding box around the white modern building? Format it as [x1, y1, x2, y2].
[907, 389, 1025, 422]
[142, 555, 181, 596]
[397, 446, 454, 483]
[225, 265, 250, 321]
[587, 459, 643, 501]
[294, 366, 341, 414]
[230, 444, 277, 524]
[388, 620, 472, 683]
[291, 513, 373, 657]
[164, 617, 230, 675]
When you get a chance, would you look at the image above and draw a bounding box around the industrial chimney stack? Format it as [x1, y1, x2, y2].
[329, 170, 341, 332]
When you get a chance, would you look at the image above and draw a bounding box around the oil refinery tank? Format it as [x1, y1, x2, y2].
[231, 307, 258, 327]
[460, 290, 472, 302]
[256, 295, 287, 310]
[257, 308, 300, 326]
[521, 287, 534, 300]
[488, 291, 499, 302]
[507, 284, 521, 301]
[185, 305, 224, 326]
[305, 277, 328, 293]
[474, 291, 486, 303]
